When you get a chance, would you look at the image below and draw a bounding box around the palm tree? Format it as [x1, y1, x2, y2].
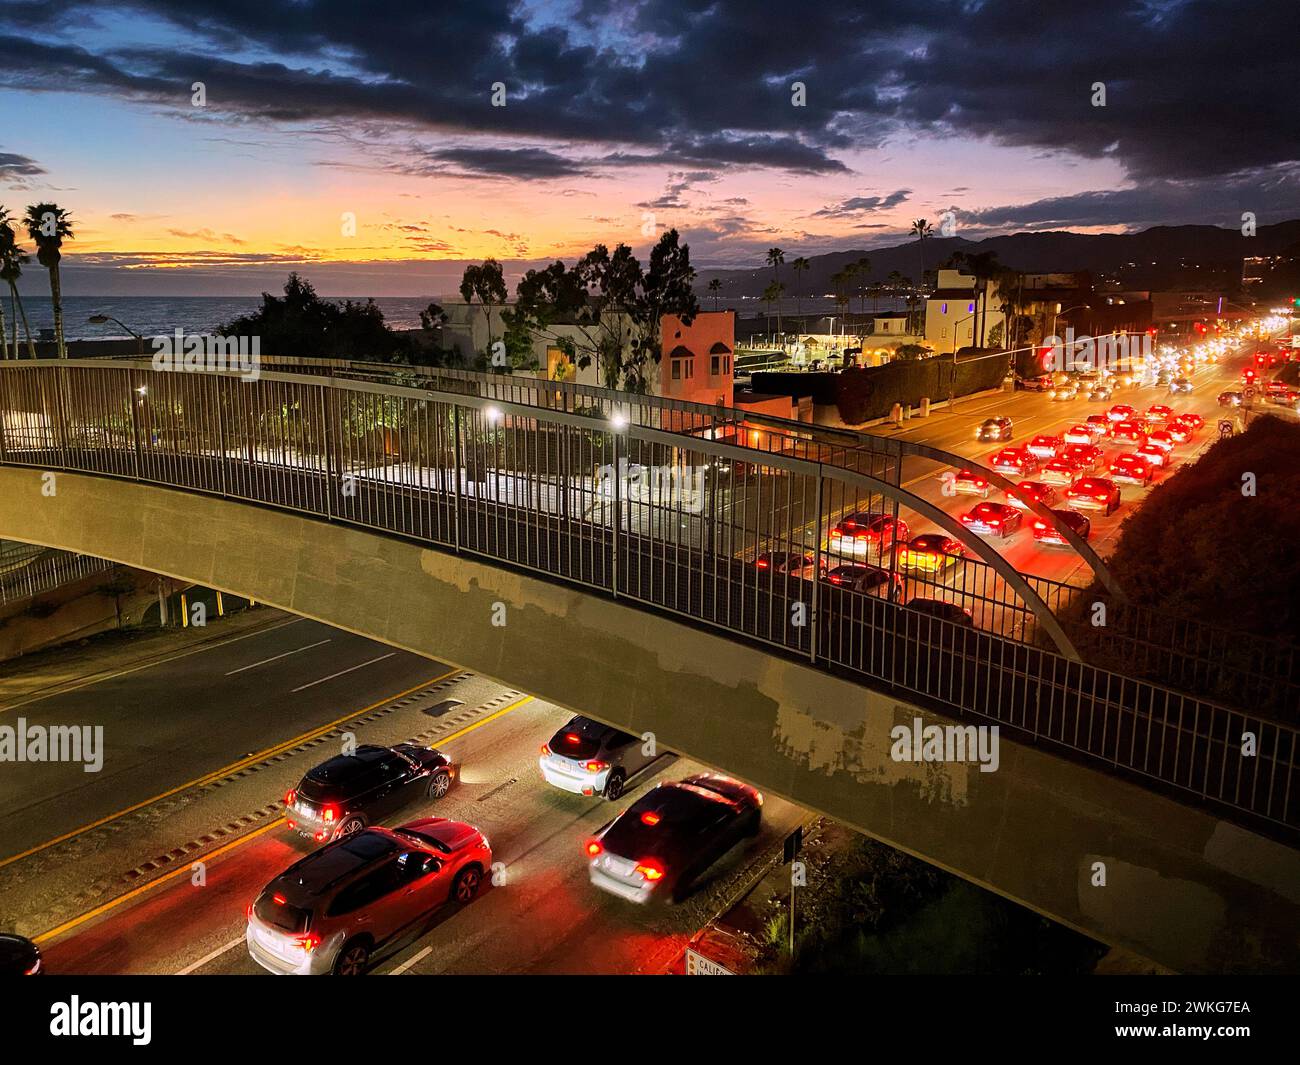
[24, 203, 74, 358]
[910, 219, 932, 284]
[761, 281, 783, 337]
[765, 247, 785, 338]
[790, 256, 810, 323]
[0, 212, 34, 358]
[707, 278, 722, 310]
[856, 257, 871, 316]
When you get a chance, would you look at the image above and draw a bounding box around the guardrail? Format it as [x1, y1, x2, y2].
[0, 544, 116, 607]
[0, 360, 1296, 837]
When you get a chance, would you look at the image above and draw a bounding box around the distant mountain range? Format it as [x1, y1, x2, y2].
[696, 220, 1300, 297]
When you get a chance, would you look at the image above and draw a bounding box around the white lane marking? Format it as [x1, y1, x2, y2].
[387, 945, 433, 975]
[176, 935, 245, 975]
[291, 653, 398, 693]
[0, 616, 305, 714]
[225, 639, 332, 676]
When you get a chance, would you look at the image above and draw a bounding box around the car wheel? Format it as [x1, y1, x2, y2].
[451, 865, 483, 904]
[603, 770, 626, 801]
[743, 809, 762, 838]
[334, 816, 365, 840]
[333, 939, 370, 976]
[427, 770, 451, 800]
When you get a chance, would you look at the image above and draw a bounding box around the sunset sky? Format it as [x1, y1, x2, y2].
[1, 0, 1297, 295]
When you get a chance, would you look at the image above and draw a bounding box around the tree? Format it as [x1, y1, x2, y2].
[766, 247, 785, 338]
[216, 272, 415, 361]
[23, 202, 74, 358]
[761, 281, 783, 335]
[508, 229, 697, 392]
[910, 219, 932, 283]
[459, 258, 508, 357]
[0, 217, 34, 358]
[419, 302, 448, 331]
[856, 256, 871, 315]
[707, 277, 722, 310]
[790, 256, 810, 322]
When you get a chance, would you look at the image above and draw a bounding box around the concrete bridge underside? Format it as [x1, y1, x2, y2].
[1, 466, 1296, 974]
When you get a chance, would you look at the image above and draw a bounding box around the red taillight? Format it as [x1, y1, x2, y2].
[640, 811, 661, 826]
[1032, 521, 1047, 531]
[585, 760, 609, 772]
[988, 518, 1000, 526]
[287, 818, 296, 829]
[245, 903, 253, 920]
[24, 960, 40, 975]
[283, 789, 296, 806]
[584, 839, 603, 858]
[635, 861, 665, 881]
[564, 732, 580, 745]
[293, 933, 321, 953]
[1095, 493, 1107, 501]
[756, 559, 769, 568]
[829, 574, 844, 584]
[540, 744, 550, 756]
[272, 893, 287, 905]
[322, 806, 336, 823]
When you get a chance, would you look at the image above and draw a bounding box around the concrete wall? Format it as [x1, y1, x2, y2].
[1, 465, 1297, 973]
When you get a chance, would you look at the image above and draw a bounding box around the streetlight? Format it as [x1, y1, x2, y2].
[1049, 304, 1090, 348]
[88, 313, 146, 356]
[947, 312, 979, 409]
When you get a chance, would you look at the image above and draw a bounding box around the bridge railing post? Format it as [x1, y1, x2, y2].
[810, 470, 823, 665]
[451, 402, 462, 553]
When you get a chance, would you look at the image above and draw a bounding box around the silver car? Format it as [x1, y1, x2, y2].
[540, 716, 659, 800]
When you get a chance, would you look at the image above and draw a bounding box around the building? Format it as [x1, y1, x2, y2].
[923, 269, 1006, 351]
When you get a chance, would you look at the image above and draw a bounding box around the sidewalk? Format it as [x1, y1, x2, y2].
[0, 605, 292, 710]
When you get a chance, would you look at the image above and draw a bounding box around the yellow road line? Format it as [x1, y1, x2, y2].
[0, 669, 462, 871]
[31, 693, 535, 947]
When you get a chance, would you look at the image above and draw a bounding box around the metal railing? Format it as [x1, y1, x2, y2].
[0, 542, 116, 607]
[0, 360, 1296, 837]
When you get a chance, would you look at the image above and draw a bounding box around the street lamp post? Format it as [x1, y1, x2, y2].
[1049, 304, 1090, 354]
[88, 314, 146, 356]
[948, 311, 978, 409]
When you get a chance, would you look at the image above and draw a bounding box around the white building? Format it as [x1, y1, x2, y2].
[923, 269, 1006, 351]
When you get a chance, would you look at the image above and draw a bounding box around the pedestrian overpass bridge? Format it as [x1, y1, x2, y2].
[1, 359, 1296, 973]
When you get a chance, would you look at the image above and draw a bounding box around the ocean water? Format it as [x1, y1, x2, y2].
[0, 294, 910, 342]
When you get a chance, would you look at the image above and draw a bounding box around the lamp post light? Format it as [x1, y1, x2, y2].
[88, 313, 146, 356]
[1049, 303, 1090, 349]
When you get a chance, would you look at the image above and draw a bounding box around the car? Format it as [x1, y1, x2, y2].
[1085, 413, 1114, 437]
[1218, 390, 1243, 407]
[1168, 377, 1194, 394]
[584, 774, 762, 904]
[1172, 412, 1204, 431]
[951, 468, 993, 497]
[902, 598, 975, 626]
[247, 820, 492, 974]
[897, 534, 964, 573]
[1109, 454, 1154, 485]
[989, 447, 1039, 476]
[1107, 403, 1136, 422]
[1004, 481, 1059, 511]
[1050, 383, 1079, 401]
[1145, 429, 1176, 451]
[1059, 443, 1103, 470]
[1265, 379, 1293, 397]
[960, 501, 1022, 539]
[1268, 388, 1298, 407]
[1065, 476, 1121, 515]
[1135, 442, 1170, 468]
[827, 513, 909, 558]
[1239, 369, 1258, 388]
[975, 416, 1014, 442]
[1163, 422, 1193, 443]
[540, 715, 659, 800]
[1063, 423, 1104, 445]
[1031, 508, 1092, 546]
[0, 934, 41, 975]
[1111, 420, 1147, 443]
[753, 550, 821, 580]
[1016, 373, 1053, 392]
[1026, 434, 1063, 459]
[1144, 404, 1173, 422]
[1088, 384, 1114, 401]
[822, 563, 904, 599]
[283, 744, 455, 844]
[1038, 459, 1080, 486]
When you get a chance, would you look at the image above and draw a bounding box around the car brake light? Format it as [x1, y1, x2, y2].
[585, 760, 609, 772]
[565, 732, 580, 745]
[294, 933, 321, 952]
[640, 811, 661, 826]
[246, 903, 253, 920]
[988, 518, 1000, 526]
[1095, 493, 1107, 501]
[322, 806, 336, 823]
[272, 893, 287, 905]
[635, 861, 665, 881]
[540, 744, 550, 756]
[829, 574, 844, 583]
[283, 789, 296, 806]
[584, 839, 603, 858]
[1032, 521, 1046, 530]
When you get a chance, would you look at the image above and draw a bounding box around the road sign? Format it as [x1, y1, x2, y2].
[685, 949, 735, 976]
[1218, 419, 1234, 439]
[783, 827, 803, 864]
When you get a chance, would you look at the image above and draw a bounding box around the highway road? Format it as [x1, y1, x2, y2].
[0, 616, 805, 975]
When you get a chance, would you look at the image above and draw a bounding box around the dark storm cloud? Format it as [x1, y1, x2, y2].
[0, 149, 45, 182]
[813, 190, 912, 218]
[1, 0, 1298, 200]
